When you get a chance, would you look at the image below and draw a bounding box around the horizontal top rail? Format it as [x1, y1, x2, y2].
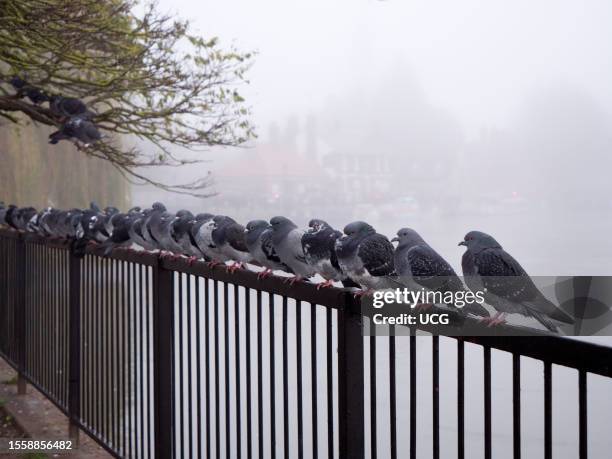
[2, 226, 610, 378]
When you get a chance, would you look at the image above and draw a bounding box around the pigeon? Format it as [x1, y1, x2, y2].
[49, 95, 94, 120]
[302, 219, 358, 289]
[193, 216, 232, 265]
[209, 216, 252, 272]
[98, 213, 133, 256]
[269, 216, 316, 284]
[245, 220, 292, 278]
[10, 77, 48, 104]
[156, 212, 186, 256]
[335, 221, 400, 295]
[49, 117, 101, 146]
[392, 228, 489, 317]
[8, 206, 37, 231]
[128, 212, 158, 251]
[459, 231, 574, 332]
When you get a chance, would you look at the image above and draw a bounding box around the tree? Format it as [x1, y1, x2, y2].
[0, 0, 255, 196]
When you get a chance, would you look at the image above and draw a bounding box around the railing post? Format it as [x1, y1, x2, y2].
[153, 260, 174, 458]
[338, 294, 365, 459]
[15, 235, 27, 395]
[68, 251, 82, 442]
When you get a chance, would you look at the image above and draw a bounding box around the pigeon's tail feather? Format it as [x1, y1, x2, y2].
[529, 310, 560, 333]
[526, 296, 575, 325]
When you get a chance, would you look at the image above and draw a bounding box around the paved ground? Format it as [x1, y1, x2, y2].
[0, 358, 111, 458]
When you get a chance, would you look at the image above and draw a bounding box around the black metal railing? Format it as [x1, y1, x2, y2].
[1, 226, 611, 459]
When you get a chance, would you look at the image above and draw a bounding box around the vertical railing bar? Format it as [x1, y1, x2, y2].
[121, 260, 128, 456]
[146, 266, 153, 459]
[257, 290, 264, 459]
[543, 361, 552, 459]
[95, 255, 102, 435]
[214, 280, 221, 459]
[269, 293, 277, 459]
[178, 273, 185, 459]
[578, 370, 587, 459]
[195, 276, 202, 459]
[187, 275, 194, 459]
[282, 296, 289, 459]
[410, 330, 416, 459]
[457, 340, 465, 459]
[112, 259, 118, 450]
[484, 346, 492, 459]
[432, 336, 440, 459]
[296, 301, 304, 459]
[337, 295, 365, 459]
[129, 261, 136, 457]
[370, 331, 377, 459]
[326, 307, 333, 459]
[513, 353, 521, 459]
[245, 287, 253, 459]
[106, 258, 112, 442]
[139, 264, 146, 459]
[310, 303, 318, 459]
[14, 235, 26, 394]
[205, 278, 212, 459]
[68, 249, 81, 441]
[389, 330, 397, 459]
[235, 284, 242, 459]
[224, 282, 231, 459]
[153, 257, 174, 459]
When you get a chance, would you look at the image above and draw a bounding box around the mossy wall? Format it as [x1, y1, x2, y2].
[0, 120, 129, 210]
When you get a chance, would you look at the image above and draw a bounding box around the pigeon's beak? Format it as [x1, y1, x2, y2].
[458, 241, 466, 246]
[391, 237, 399, 243]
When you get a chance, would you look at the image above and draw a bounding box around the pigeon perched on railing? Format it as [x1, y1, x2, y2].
[245, 220, 292, 279]
[211, 216, 252, 272]
[193, 215, 230, 265]
[302, 219, 358, 289]
[393, 228, 489, 317]
[269, 216, 315, 284]
[99, 213, 134, 256]
[459, 231, 574, 331]
[336, 221, 400, 295]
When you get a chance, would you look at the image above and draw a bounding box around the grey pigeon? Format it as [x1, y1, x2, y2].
[211, 216, 252, 271]
[49, 95, 93, 120]
[128, 212, 158, 252]
[49, 117, 101, 146]
[270, 216, 316, 284]
[335, 221, 400, 294]
[193, 215, 231, 265]
[10, 77, 48, 104]
[392, 228, 489, 317]
[98, 213, 133, 256]
[459, 230, 574, 332]
[302, 219, 358, 289]
[245, 220, 292, 278]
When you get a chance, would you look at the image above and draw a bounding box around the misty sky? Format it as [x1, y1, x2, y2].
[161, 0, 612, 139]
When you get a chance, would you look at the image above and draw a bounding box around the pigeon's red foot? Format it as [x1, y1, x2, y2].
[284, 275, 303, 285]
[479, 313, 506, 327]
[415, 302, 434, 311]
[226, 262, 244, 274]
[353, 289, 374, 299]
[187, 256, 199, 266]
[257, 268, 273, 280]
[317, 279, 335, 290]
[207, 260, 221, 269]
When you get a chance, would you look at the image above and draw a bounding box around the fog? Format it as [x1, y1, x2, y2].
[131, 0, 612, 276]
[130, 1, 612, 456]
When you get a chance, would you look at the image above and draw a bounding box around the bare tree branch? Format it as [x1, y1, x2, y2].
[0, 0, 255, 195]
